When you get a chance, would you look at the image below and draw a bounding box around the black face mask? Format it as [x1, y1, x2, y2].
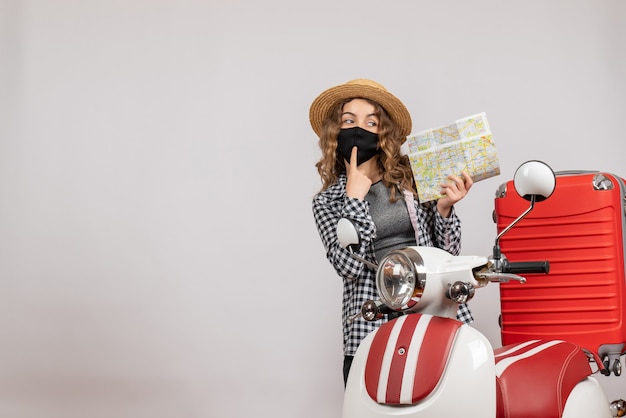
[336, 127, 379, 166]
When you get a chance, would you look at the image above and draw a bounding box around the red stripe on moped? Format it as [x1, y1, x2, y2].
[365, 314, 462, 405]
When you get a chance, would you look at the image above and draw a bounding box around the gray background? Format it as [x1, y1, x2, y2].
[1, 0, 625, 417]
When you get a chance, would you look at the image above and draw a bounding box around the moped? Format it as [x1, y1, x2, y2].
[337, 160, 626, 418]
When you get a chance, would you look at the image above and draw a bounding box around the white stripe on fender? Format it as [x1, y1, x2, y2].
[494, 340, 540, 359]
[377, 315, 408, 402]
[495, 340, 563, 377]
[400, 315, 432, 404]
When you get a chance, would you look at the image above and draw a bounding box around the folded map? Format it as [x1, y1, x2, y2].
[405, 112, 500, 202]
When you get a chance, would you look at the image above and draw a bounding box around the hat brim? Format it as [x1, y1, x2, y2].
[309, 82, 412, 139]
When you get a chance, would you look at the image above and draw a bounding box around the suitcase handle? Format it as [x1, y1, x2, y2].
[554, 170, 598, 176]
[505, 261, 550, 274]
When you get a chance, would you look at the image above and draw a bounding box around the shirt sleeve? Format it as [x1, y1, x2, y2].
[312, 188, 377, 281]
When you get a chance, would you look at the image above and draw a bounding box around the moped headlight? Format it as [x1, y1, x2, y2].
[376, 248, 426, 311]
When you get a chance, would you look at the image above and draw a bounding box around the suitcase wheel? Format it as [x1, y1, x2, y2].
[603, 358, 622, 376]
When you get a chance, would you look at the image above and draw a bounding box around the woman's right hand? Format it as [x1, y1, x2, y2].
[345, 146, 373, 200]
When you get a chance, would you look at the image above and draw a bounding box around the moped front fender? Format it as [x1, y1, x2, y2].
[343, 315, 495, 418]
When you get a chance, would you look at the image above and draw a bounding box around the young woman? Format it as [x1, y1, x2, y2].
[309, 79, 474, 385]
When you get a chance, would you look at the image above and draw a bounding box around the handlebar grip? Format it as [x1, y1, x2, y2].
[505, 261, 550, 274]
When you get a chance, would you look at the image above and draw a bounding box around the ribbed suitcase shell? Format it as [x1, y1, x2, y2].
[494, 171, 626, 356]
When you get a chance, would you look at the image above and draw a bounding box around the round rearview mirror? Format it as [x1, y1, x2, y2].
[513, 160, 556, 202]
[337, 218, 360, 250]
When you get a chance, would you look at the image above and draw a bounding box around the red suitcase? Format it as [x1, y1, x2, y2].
[494, 170, 626, 373]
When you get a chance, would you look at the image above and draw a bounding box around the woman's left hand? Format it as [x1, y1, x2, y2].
[437, 172, 473, 217]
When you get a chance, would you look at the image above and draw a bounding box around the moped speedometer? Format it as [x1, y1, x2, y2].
[376, 248, 426, 311]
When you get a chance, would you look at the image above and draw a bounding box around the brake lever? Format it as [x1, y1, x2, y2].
[477, 272, 527, 284]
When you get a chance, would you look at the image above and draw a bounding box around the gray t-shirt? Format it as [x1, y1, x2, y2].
[366, 181, 417, 262]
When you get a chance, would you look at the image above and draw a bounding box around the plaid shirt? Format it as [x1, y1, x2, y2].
[313, 174, 473, 356]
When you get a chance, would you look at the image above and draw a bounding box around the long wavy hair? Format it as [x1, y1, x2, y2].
[314, 98, 416, 202]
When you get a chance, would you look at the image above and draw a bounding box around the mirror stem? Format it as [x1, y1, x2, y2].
[348, 250, 379, 270]
[494, 195, 537, 258]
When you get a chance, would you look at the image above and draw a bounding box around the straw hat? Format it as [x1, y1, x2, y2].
[309, 78, 412, 138]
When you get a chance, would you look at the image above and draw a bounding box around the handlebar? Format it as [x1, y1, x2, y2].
[503, 260, 550, 274]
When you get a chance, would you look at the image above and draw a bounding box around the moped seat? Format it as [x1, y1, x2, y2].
[494, 340, 594, 418]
